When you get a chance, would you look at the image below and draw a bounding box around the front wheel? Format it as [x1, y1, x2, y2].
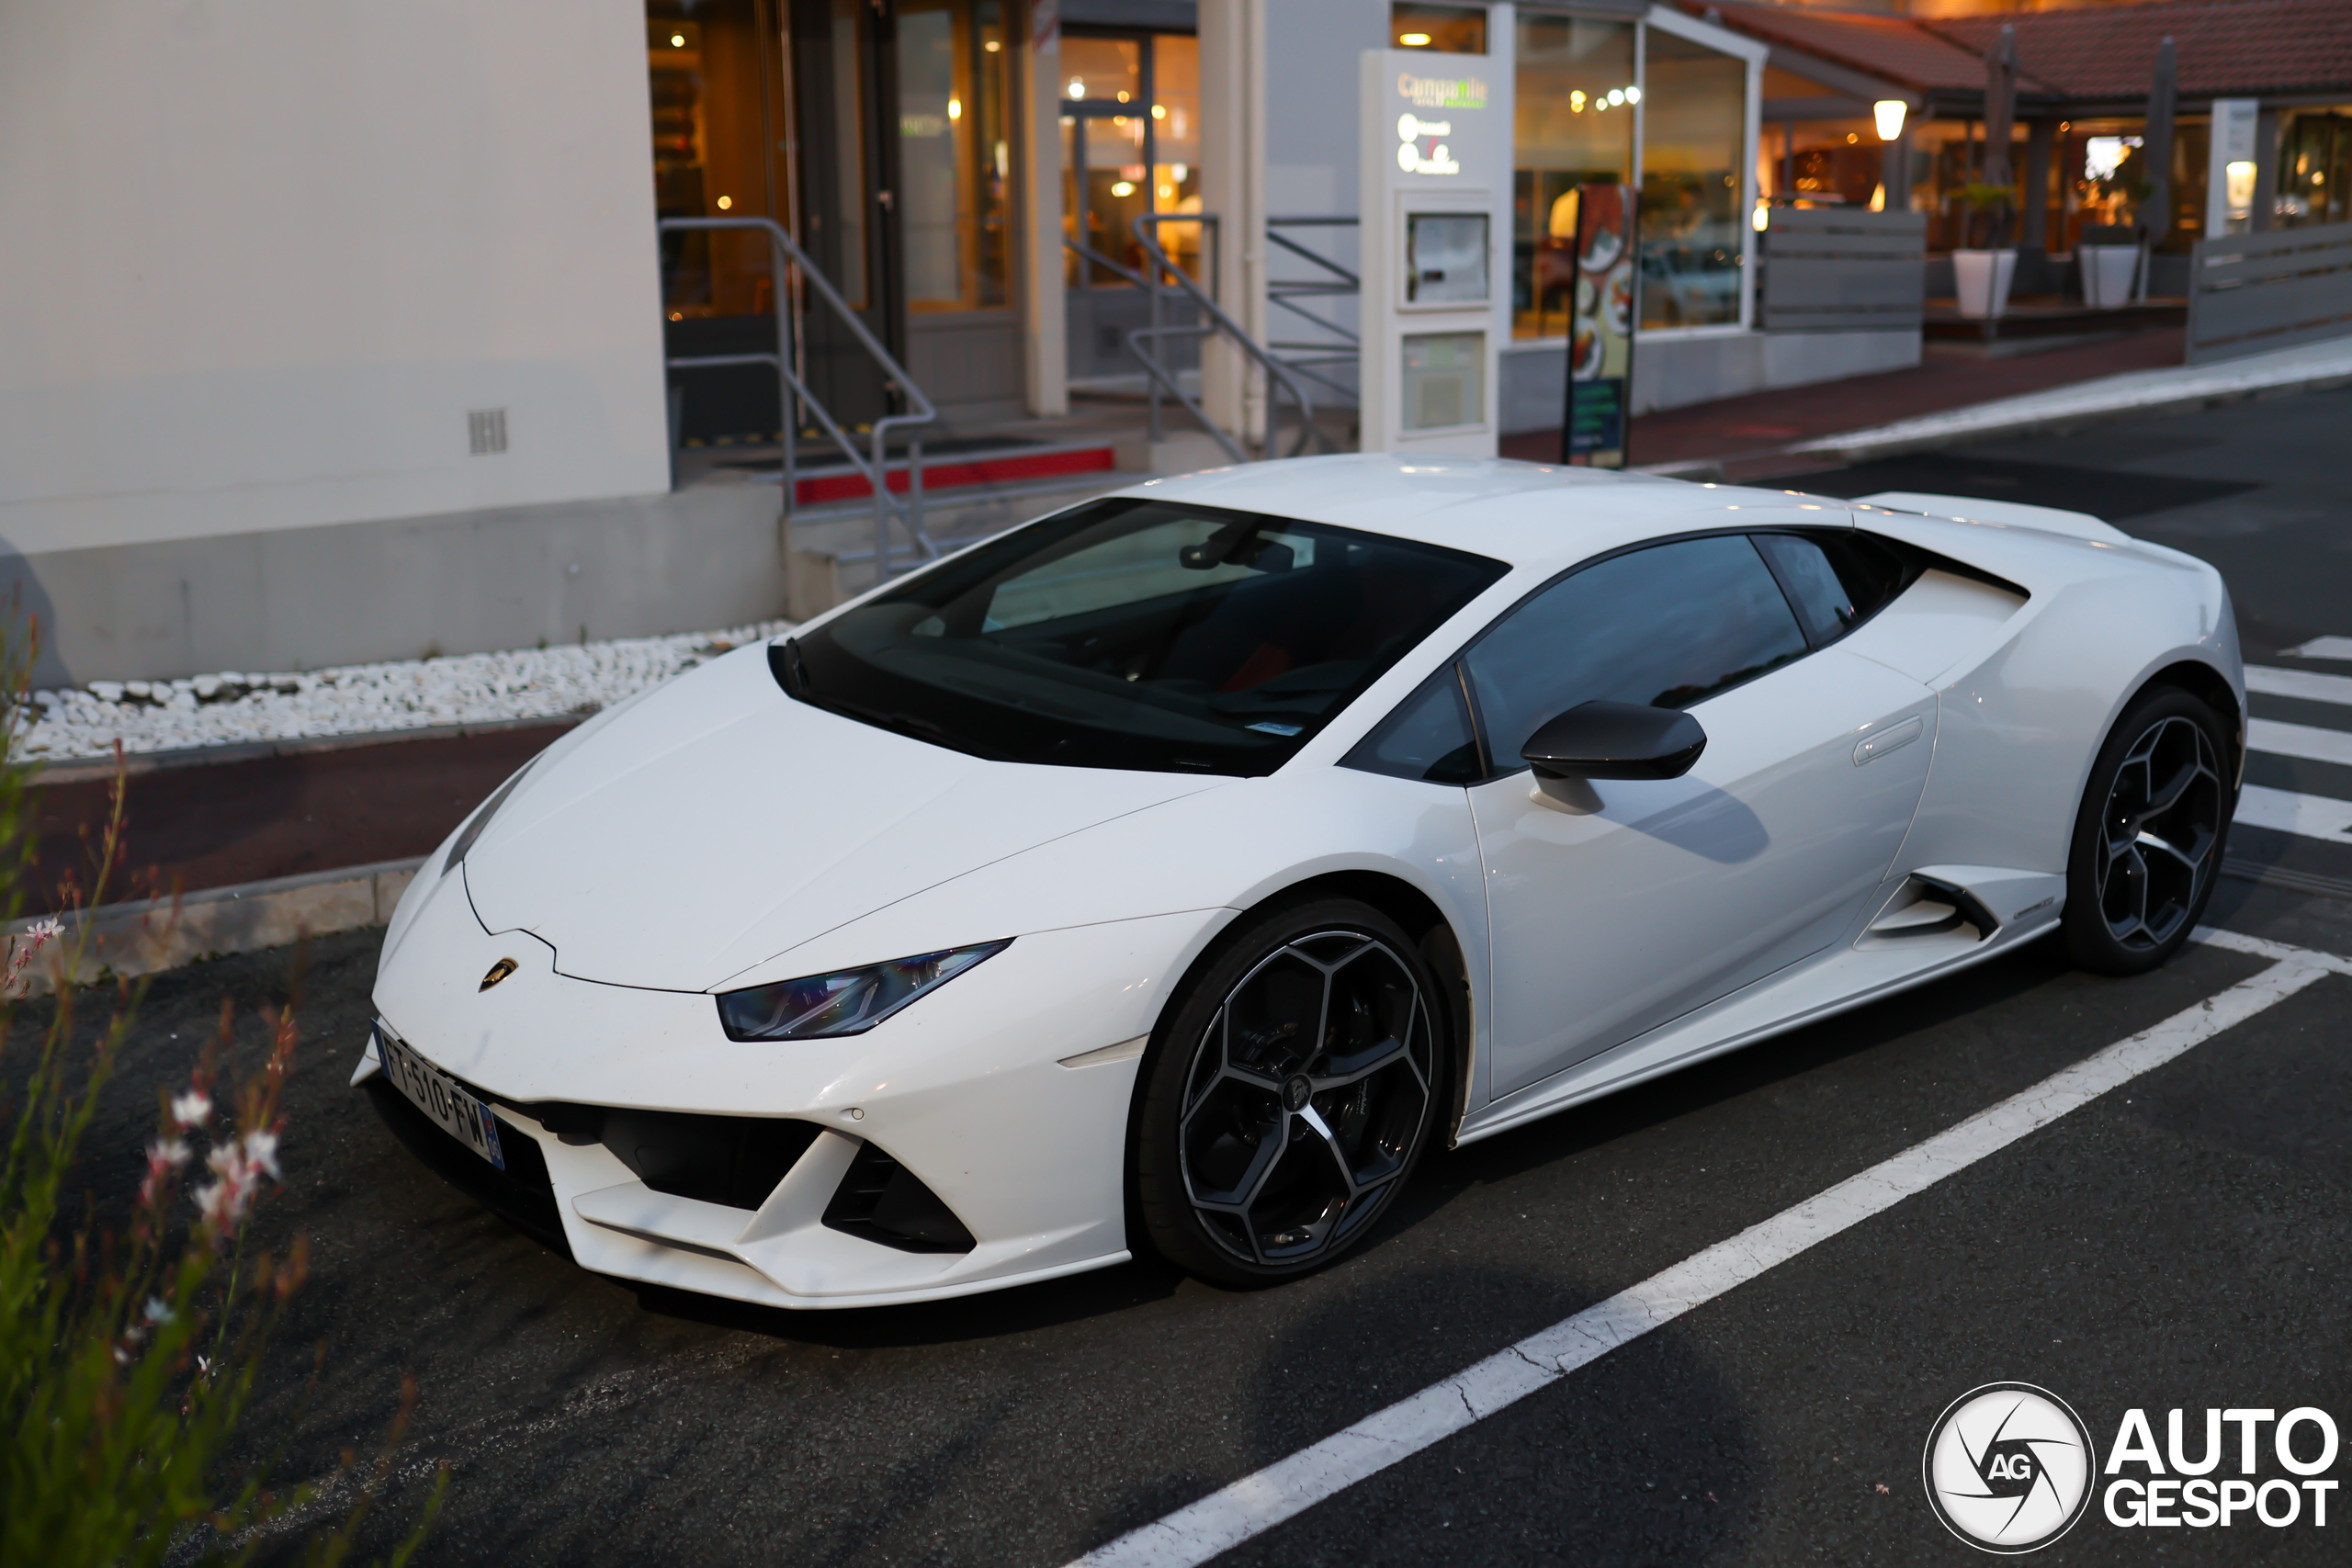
[1133, 898, 1444, 1287]
[2062, 686, 2231, 976]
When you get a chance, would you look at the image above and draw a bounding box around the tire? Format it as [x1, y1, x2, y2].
[1134, 897, 1445, 1287]
[2061, 686, 2232, 976]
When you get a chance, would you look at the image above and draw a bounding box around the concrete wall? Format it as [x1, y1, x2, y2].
[0, 0, 673, 681]
[0, 485, 794, 687]
[1499, 325, 1919, 432]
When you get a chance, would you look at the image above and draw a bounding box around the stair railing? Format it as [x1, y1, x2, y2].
[660, 215, 941, 581]
[1264, 215, 1362, 404]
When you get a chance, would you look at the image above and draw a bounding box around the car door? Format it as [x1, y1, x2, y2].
[1464, 527, 1937, 1100]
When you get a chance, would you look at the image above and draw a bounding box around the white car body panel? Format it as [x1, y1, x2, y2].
[1474, 647, 1937, 1097]
[365, 456, 2240, 1307]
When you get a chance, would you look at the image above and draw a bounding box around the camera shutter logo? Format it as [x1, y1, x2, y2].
[1923, 1383, 2098, 1552]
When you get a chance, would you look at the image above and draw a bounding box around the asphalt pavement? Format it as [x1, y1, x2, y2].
[25, 383, 2352, 1566]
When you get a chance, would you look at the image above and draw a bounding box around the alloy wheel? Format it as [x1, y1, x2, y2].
[2096, 714, 2222, 952]
[1177, 930, 1434, 1266]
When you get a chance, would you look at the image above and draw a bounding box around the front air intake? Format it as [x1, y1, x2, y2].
[532, 1105, 823, 1212]
[822, 1142, 977, 1254]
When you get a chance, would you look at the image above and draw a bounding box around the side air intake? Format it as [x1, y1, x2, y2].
[823, 1142, 977, 1253]
[1863, 874, 2000, 945]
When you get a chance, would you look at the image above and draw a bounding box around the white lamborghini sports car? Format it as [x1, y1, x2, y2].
[355, 456, 2241, 1308]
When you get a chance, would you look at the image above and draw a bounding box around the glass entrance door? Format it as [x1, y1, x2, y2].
[649, 0, 899, 445]
[1058, 29, 1200, 384]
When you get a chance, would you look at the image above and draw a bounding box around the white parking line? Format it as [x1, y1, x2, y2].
[2247, 664, 2352, 707]
[2282, 637, 2352, 661]
[1068, 932, 2347, 1568]
[2249, 717, 2352, 768]
[2237, 783, 2352, 841]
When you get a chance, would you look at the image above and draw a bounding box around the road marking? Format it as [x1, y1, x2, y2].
[2282, 637, 2352, 661]
[2236, 783, 2352, 841]
[2248, 717, 2352, 768]
[1068, 935, 2342, 1568]
[2246, 664, 2352, 707]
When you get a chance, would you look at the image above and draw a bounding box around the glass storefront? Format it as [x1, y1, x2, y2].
[1638, 29, 1746, 330]
[1512, 13, 1634, 340]
[898, 0, 1012, 311]
[648, 0, 794, 320]
[2278, 109, 2352, 227]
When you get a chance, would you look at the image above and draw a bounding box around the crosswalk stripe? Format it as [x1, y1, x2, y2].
[2248, 717, 2352, 768]
[2246, 664, 2352, 707]
[2236, 783, 2352, 841]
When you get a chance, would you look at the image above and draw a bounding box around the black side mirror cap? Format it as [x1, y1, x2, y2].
[1521, 700, 1707, 781]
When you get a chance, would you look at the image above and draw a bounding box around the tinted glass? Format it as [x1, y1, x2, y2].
[1343, 666, 1484, 784]
[1463, 534, 1809, 766]
[1753, 531, 1917, 648]
[786, 499, 1508, 774]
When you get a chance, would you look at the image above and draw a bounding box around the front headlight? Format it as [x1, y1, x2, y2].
[715, 941, 1012, 1041]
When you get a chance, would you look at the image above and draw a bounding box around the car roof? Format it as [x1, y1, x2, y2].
[1112, 455, 1844, 571]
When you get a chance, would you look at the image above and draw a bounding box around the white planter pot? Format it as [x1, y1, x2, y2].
[1952, 249, 2018, 319]
[2082, 245, 2139, 309]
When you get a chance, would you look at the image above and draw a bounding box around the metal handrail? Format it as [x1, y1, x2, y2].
[1263, 215, 1362, 400]
[1120, 212, 1336, 463]
[659, 216, 939, 579]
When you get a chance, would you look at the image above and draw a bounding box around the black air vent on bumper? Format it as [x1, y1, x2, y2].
[599, 1111, 824, 1211]
[822, 1143, 977, 1254]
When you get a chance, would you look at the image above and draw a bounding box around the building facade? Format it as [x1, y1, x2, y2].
[21, 0, 2330, 686]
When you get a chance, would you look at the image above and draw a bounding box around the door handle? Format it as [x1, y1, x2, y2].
[1852, 715, 1924, 766]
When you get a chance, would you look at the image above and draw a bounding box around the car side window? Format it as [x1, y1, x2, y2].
[1462, 535, 1810, 769]
[1751, 531, 1917, 649]
[1341, 665, 1484, 784]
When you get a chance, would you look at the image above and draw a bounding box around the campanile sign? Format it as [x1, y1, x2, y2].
[1359, 53, 1509, 457]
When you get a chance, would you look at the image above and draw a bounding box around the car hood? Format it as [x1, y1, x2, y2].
[459, 646, 1222, 991]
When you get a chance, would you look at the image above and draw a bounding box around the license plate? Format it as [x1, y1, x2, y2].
[379, 1028, 505, 1170]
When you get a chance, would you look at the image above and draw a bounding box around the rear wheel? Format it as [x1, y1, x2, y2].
[2062, 686, 2231, 976]
[1134, 898, 1443, 1287]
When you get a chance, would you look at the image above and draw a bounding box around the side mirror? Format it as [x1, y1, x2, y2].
[1521, 700, 1707, 782]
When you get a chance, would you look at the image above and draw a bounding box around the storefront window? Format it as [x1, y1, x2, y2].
[1512, 13, 1634, 340]
[899, 0, 1010, 310]
[1639, 29, 1745, 329]
[2279, 110, 2352, 227]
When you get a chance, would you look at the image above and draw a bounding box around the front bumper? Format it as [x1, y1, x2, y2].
[365, 867, 1223, 1308]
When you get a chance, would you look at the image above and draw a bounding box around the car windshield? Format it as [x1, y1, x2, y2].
[781, 497, 1508, 774]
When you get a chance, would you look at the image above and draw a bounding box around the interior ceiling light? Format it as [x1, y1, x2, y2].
[715, 194, 732, 209]
[1400, 33, 1431, 47]
[670, 33, 685, 47]
[1069, 79, 1085, 98]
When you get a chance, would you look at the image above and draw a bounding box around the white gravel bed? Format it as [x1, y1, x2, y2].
[17, 621, 793, 764]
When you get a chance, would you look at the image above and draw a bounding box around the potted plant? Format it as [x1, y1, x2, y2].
[2080, 164, 2152, 309]
[1951, 181, 2017, 319]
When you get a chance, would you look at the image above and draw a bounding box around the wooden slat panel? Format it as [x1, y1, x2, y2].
[1760, 210, 1926, 333]
[2187, 220, 2352, 365]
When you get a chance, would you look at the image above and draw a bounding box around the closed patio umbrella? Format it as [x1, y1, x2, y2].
[1983, 24, 2018, 191]
[2143, 37, 2177, 244]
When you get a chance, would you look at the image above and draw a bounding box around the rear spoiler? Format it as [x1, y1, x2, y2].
[1853, 491, 2132, 546]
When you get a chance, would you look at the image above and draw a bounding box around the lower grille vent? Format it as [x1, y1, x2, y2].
[822, 1143, 977, 1254]
[532, 1105, 822, 1211]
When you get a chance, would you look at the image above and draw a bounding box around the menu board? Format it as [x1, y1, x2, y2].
[1556, 184, 1636, 469]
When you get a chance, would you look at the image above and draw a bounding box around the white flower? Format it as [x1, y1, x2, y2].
[147, 1136, 190, 1168]
[170, 1090, 211, 1127]
[142, 1295, 175, 1325]
[26, 916, 61, 943]
[241, 1129, 281, 1182]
